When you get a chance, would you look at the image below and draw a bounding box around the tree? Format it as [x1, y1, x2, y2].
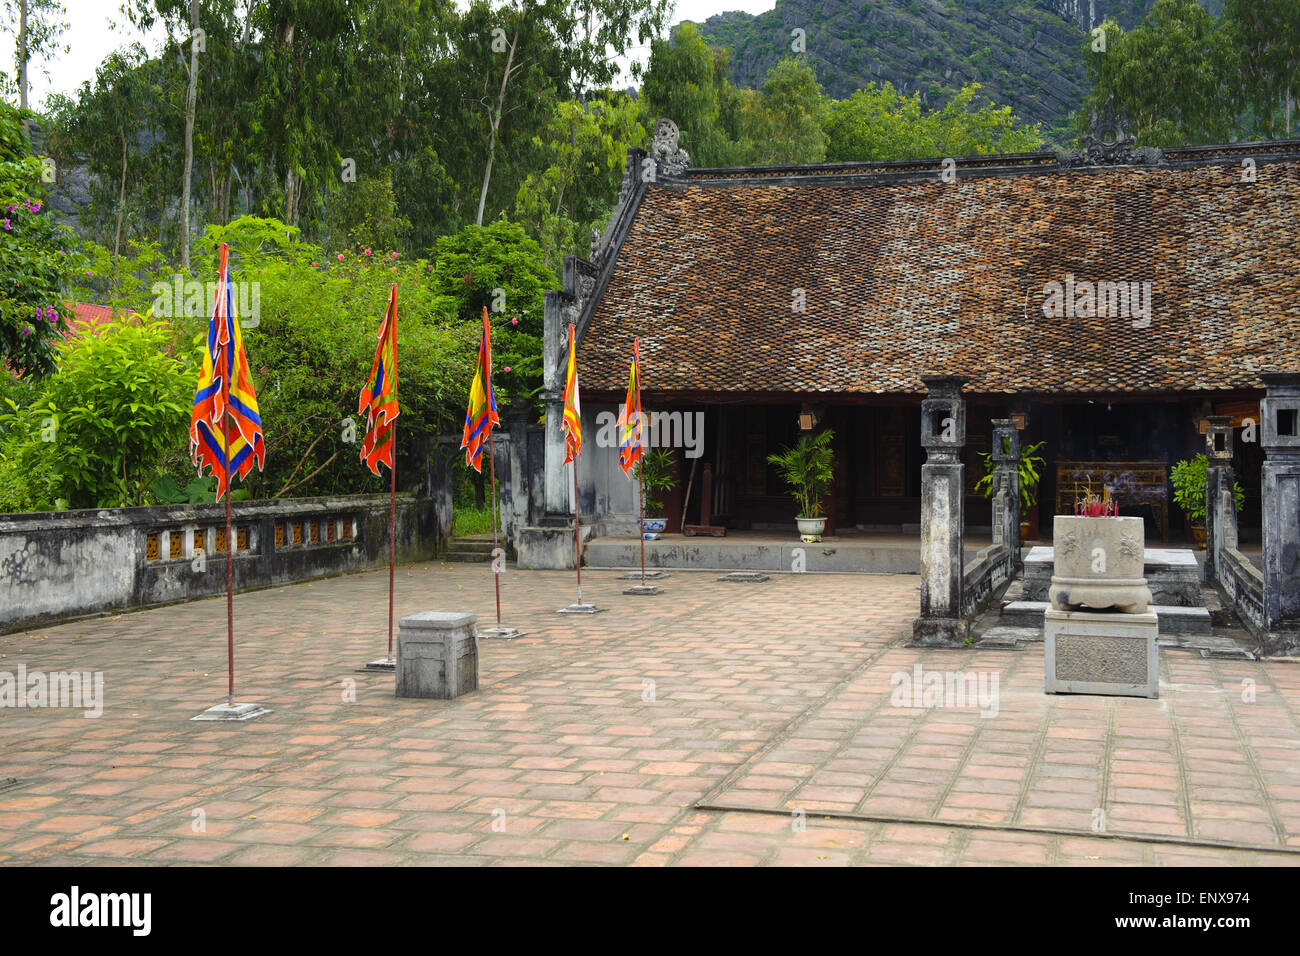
[824, 82, 1043, 162]
[0, 101, 84, 378]
[4, 0, 68, 116]
[1077, 2, 1235, 147]
[513, 93, 646, 271]
[0, 313, 195, 510]
[741, 58, 828, 165]
[1222, 0, 1300, 137]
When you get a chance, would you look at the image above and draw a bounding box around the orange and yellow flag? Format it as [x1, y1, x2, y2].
[562, 322, 582, 464]
[189, 242, 265, 500]
[616, 337, 642, 476]
[358, 284, 399, 476]
[460, 307, 500, 472]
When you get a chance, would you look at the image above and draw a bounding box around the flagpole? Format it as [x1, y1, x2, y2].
[573, 459, 583, 604]
[223, 338, 234, 707]
[488, 432, 502, 629]
[639, 468, 646, 587]
[387, 288, 398, 662]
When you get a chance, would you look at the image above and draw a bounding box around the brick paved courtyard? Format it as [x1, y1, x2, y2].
[2, 563, 1298, 867]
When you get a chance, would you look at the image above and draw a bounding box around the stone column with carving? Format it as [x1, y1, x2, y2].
[1260, 373, 1300, 644]
[912, 375, 970, 646]
[1203, 415, 1235, 586]
[991, 418, 1021, 575]
[541, 291, 569, 518]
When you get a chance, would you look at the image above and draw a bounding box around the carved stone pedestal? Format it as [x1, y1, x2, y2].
[1044, 609, 1159, 699]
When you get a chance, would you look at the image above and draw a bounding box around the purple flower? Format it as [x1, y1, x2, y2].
[20, 327, 31, 337]
[3, 219, 10, 231]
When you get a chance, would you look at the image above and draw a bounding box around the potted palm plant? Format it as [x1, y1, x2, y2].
[1171, 454, 1245, 549]
[973, 439, 1046, 540]
[767, 429, 835, 542]
[634, 449, 677, 540]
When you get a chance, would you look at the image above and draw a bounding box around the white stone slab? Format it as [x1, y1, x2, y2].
[1044, 609, 1159, 699]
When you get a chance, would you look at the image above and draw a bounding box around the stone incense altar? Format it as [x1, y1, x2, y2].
[1044, 514, 1159, 698]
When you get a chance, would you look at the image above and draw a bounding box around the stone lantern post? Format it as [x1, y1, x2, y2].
[1203, 415, 1235, 586]
[1260, 373, 1300, 637]
[912, 375, 969, 646]
[991, 418, 1021, 572]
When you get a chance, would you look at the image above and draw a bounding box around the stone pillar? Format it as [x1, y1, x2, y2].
[541, 291, 569, 517]
[395, 612, 478, 699]
[912, 375, 970, 646]
[1203, 415, 1235, 585]
[1260, 373, 1300, 638]
[991, 418, 1021, 573]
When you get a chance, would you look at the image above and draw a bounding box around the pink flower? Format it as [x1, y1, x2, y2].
[390, 251, 398, 259]
[390, 266, 396, 271]
[30, 202, 40, 212]
[86, 271, 93, 277]
[311, 262, 318, 267]
[364, 248, 371, 256]
[503, 366, 511, 373]
[337, 253, 345, 261]
[510, 317, 518, 325]
[3, 219, 10, 230]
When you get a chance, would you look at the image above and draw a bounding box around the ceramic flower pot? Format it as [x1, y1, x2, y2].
[795, 516, 827, 543]
[641, 517, 666, 541]
[1048, 515, 1152, 614]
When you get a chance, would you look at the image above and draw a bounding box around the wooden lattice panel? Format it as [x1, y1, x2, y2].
[275, 523, 285, 548]
[292, 522, 303, 545]
[326, 520, 336, 542]
[192, 529, 204, 553]
[214, 528, 228, 554]
[342, 520, 354, 541]
[146, 532, 160, 561]
[309, 521, 320, 544]
[169, 532, 183, 559]
[237, 527, 249, 552]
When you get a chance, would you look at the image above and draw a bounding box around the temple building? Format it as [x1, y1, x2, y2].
[502, 111, 1300, 650]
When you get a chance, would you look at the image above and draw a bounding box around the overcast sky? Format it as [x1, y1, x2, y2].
[2, 0, 776, 110]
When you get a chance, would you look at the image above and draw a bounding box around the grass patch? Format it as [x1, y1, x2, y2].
[452, 505, 498, 537]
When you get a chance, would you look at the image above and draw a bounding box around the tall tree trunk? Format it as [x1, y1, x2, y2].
[284, 166, 299, 226]
[114, 133, 127, 257]
[475, 30, 518, 227]
[17, 0, 28, 137]
[181, 0, 200, 270]
[17, 0, 27, 110]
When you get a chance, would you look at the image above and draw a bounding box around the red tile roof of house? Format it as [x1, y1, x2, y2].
[578, 142, 1300, 397]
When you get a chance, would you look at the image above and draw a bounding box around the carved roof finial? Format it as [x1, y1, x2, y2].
[652, 118, 690, 177]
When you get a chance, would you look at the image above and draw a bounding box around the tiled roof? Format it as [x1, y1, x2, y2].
[579, 150, 1300, 396]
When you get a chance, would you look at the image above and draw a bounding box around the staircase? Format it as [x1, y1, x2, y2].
[443, 535, 496, 563]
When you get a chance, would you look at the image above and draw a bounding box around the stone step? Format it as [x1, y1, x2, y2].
[444, 550, 492, 563]
[1001, 601, 1212, 636]
[450, 537, 497, 553]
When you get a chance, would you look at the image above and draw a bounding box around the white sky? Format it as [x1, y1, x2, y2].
[2, 0, 775, 110]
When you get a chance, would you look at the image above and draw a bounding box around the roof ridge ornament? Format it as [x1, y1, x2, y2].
[652, 118, 690, 178]
[1057, 95, 1165, 168]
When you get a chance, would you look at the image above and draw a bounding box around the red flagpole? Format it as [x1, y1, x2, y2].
[387, 287, 398, 660]
[573, 460, 583, 603]
[223, 320, 234, 706]
[488, 432, 502, 628]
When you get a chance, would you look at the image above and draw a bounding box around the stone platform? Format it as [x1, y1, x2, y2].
[1002, 600, 1211, 636]
[1022, 546, 1201, 607]
[585, 532, 994, 575]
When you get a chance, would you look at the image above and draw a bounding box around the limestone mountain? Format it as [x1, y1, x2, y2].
[690, 0, 1220, 140]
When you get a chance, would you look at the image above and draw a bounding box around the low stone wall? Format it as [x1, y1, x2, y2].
[962, 543, 1013, 618]
[1218, 547, 1267, 641]
[0, 494, 440, 633]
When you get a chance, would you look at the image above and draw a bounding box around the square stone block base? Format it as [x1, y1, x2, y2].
[191, 701, 272, 722]
[910, 616, 966, 647]
[396, 611, 478, 699]
[1044, 608, 1159, 698]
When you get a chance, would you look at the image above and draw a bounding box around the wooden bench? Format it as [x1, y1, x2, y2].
[1055, 460, 1170, 542]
